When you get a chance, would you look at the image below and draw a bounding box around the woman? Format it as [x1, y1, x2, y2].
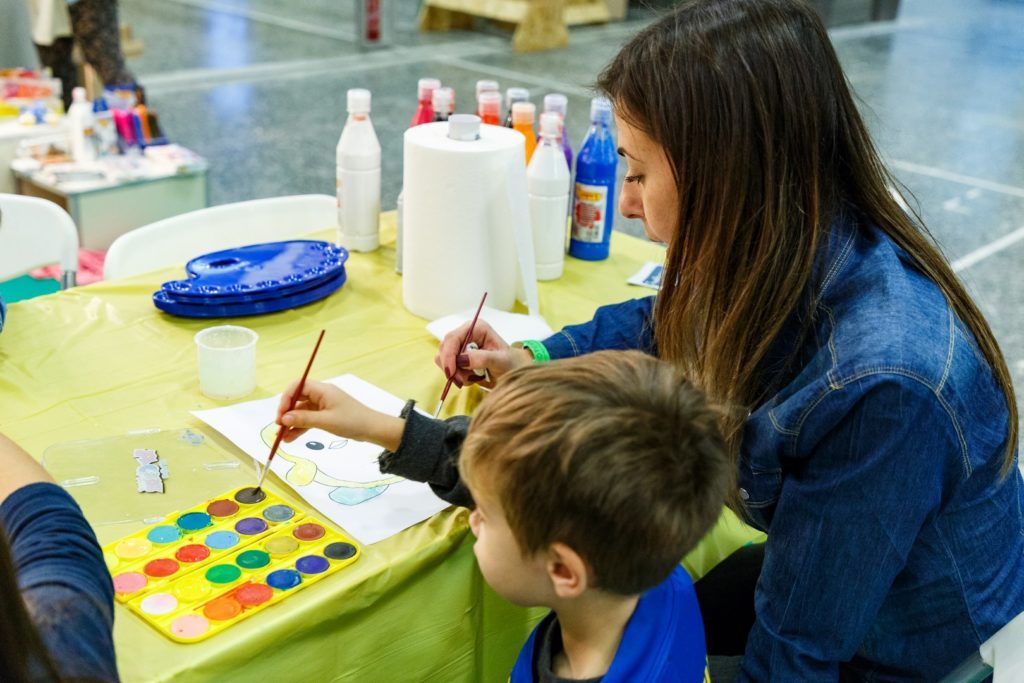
[438, 1, 1024, 679]
[0, 432, 119, 682]
[282, 0, 1024, 679]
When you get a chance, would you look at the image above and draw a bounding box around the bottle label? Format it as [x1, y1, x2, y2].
[572, 183, 608, 243]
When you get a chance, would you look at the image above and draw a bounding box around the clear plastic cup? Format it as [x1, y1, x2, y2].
[194, 325, 258, 399]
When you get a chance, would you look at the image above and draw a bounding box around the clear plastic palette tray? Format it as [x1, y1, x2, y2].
[41, 427, 250, 544]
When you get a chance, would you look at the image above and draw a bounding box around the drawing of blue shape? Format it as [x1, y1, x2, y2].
[329, 485, 388, 505]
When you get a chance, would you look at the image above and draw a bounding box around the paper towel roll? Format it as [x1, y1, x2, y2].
[402, 120, 537, 321]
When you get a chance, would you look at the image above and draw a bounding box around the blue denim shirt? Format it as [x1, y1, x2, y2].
[542, 215, 1024, 681]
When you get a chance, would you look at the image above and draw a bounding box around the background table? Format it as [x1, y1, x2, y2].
[0, 213, 763, 682]
[14, 153, 209, 250]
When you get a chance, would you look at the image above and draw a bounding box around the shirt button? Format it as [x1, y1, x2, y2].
[739, 488, 750, 501]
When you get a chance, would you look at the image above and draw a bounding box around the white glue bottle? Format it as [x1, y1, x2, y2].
[68, 87, 97, 163]
[337, 88, 382, 252]
[528, 112, 571, 280]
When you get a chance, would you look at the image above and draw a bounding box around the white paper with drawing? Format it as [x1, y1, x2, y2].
[192, 374, 449, 544]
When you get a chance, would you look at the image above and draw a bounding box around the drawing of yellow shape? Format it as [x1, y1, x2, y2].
[260, 423, 402, 491]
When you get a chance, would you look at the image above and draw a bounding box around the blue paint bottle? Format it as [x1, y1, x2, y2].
[569, 97, 617, 261]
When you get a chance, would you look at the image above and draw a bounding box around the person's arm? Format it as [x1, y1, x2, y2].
[435, 296, 658, 386]
[378, 401, 473, 508]
[738, 376, 959, 681]
[0, 434, 119, 682]
[278, 382, 473, 507]
[0, 433, 54, 504]
[539, 296, 656, 360]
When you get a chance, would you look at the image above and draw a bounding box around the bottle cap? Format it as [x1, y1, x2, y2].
[539, 112, 561, 138]
[417, 78, 441, 102]
[432, 87, 453, 115]
[590, 96, 612, 124]
[448, 114, 481, 141]
[543, 93, 568, 118]
[347, 88, 371, 114]
[506, 87, 530, 107]
[72, 87, 88, 103]
[475, 80, 499, 98]
[511, 101, 536, 125]
[477, 91, 502, 119]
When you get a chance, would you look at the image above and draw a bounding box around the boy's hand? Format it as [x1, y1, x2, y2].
[434, 320, 532, 389]
[276, 380, 404, 451]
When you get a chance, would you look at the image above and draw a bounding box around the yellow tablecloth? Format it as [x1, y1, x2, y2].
[0, 213, 763, 682]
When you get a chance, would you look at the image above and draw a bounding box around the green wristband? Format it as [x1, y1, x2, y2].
[521, 339, 550, 363]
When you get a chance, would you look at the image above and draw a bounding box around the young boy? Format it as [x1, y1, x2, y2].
[277, 350, 731, 682]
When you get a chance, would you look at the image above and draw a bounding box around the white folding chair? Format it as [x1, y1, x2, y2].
[102, 194, 337, 280]
[0, 194, 79, 289]
[941, 610, 1024, 682]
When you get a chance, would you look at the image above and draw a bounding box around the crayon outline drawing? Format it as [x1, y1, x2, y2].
[259, 423, 403, 505]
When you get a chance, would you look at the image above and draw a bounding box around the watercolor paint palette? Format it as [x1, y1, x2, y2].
[125, 516, 360, 642]
[105, 485, 306, 603]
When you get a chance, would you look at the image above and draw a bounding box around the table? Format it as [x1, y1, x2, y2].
[13, 150, 208, 250]
[0, 118, 66, 194]
[0, 213, 763, 682]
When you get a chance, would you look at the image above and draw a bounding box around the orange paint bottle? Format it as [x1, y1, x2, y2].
[511, 101, 537, 164]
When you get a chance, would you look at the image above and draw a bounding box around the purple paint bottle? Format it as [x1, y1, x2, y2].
[539, 93, 573, 174]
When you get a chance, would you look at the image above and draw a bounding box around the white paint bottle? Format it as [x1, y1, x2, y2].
[528, 112, 571, 280]
[68, 87, 97, 163]
[337, 88, 381, 252]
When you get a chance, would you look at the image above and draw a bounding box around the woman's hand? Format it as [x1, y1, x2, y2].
[276, 380, 405, 452]
[434, 320, 533, 389]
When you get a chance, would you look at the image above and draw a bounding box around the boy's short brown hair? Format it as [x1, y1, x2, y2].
[460, 350, 731, 595]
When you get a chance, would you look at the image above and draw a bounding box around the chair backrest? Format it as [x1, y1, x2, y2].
[941, 609, 1024, 682]
[0, 194, 79, 288]
[103, 194, 338, 280]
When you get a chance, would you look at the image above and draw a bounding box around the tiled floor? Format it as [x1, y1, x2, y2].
[123, 0, 1024, 387]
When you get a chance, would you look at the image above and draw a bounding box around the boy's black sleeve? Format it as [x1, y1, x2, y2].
[378, 400, 473, 508]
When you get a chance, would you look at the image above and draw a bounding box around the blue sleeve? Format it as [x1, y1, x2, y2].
[739, 378, 955, 681]
[0, 293, 6, 333]
[541, 296, 656, 359]
[0, 482, 119, 683]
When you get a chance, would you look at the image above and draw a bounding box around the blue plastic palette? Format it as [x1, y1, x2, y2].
[152, 240, 349, 318]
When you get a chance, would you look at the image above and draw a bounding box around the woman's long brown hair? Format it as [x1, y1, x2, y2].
[1, 528, 64, 682]
[597, 0, 1017, 483]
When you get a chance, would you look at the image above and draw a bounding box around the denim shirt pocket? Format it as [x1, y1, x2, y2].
[738, 454, 782, 529]
[739, 403, 787, 530]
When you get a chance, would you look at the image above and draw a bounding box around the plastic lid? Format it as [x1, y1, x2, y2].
[72, 86, 88, 103]
[477, 91, 502, 118]
[417, 78, 441, 101]
[506, 88, 530, 107]
[511, 101, 536, 124]
[347, 88, 371, 114]
[590, 96, 612, 124]
[448, 114, 481, 141]
[432, 87, 453, 114]
[475, 80, 499, 97]
[539, 112, 561, 138]
[543, 93, 568, 117]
